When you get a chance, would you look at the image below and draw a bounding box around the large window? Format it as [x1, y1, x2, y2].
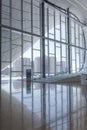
[0, 1, 87, 129]
[1, 0, 86, 86]
[44, 3, 86, 75]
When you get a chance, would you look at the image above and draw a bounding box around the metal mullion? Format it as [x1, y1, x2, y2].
[11, 71, 22, 73]
[48, 12, 54, 17]
[54, 10, 56, 76]
[33, 25, 40, 29]
[78, 26, 81, 70]
[68, 84, 72, 130]
[60, 13, 62, 73]
[23, 65, 31, 67]
[12, 91, 22, 94]
[49, 32, 54, 35]
[4, 24, 87, 47]
[41, 83, 43, 127]
[74, 21, 77, 72]
[76, 87, 78, 130]
[23, 0, 31, 4]
[61, 20, 66, 24]
[78, 47, 81, 70]
[67, 8, 71, 74]
[1, 61, 10, 63]
[11, 44, 22, 47]
[11, 38, 22, 42]
[33, 48, 40, 51]
[23, 40, 31, 43]
[67, 85, 70, 128]
[9, 0, 13, 130]
[55, 28, 60, 31]
[80, 88, 82, 130]
[2, 36, 10, 39]
[10, 0, 12, 94]
[56, 45, 60, 48]
[70, 44, 87, 50]
[10, 5, 24, 12]
[65, 17, 68, 73]
[31, 0, 33, 79]
[11, 17, 21, 22]
[32, 82, 34, 130]
[47, 8, 49, 77]
[41, 1, 45, 78]
[1, 25, 86, 49]
[2, 3, 10, 8]
[23, 96, 32, 99]
[49, 53, 55, 55]
[48, 84, 50, 128]
[33, 4, 40, 9]
[39, 2, 41, 78]
[2, 16, 10, 21]
[67, 85, 69, 129]
[84, 99, 87, 130]
[31, 0, 34, 129]
[61, 85, 63, 130]
[55, 84, 57, 130]
[77, 25, 80, 71]
[62, 38, 66, 41]
[0, 0, 2, 128]
[1, 40, 10, 44]
[2, 7, 10, 14]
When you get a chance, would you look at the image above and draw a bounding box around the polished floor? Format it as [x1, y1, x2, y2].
[0, 80, 87, 130]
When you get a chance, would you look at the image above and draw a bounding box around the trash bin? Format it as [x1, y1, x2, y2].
[81, 74, 87, 85]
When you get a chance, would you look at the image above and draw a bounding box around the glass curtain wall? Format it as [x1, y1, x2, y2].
[0, 0, 86, 87]
[45, 4, 68, 76]
[44, 3, 86, 76]
[0, 1, 87, 129]
[1, 0, 42, 94]
[69, 14, 86, 73]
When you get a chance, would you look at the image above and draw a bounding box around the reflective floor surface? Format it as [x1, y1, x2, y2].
[0, 80, 87, 130]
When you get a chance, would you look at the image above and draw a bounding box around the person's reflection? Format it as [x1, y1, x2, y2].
[26, 79, 31, 94]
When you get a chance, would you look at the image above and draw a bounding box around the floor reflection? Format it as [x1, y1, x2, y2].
[1, 80, 87, 130]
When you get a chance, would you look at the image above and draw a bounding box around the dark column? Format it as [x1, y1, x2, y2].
[0, 0, 2, 89]
[0, 0, 2, 127]
[67, 8, 71, 74]
[42, 83, 46, 129]
[41, 1, 45, 78]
